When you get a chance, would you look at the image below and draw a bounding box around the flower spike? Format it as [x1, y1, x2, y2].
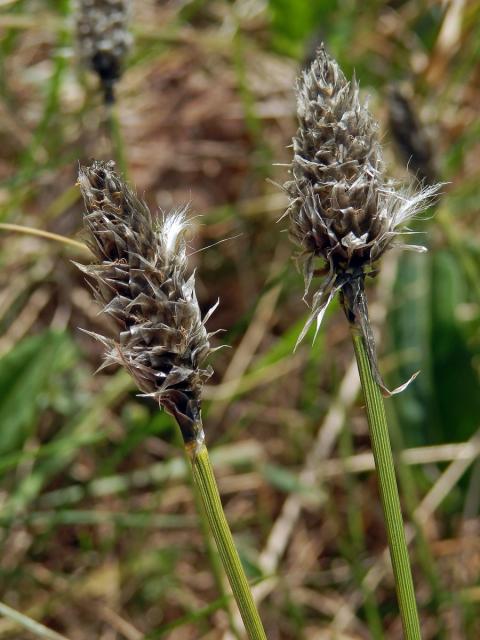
[284, 45, 440, 392]
[76, 160, 215, 448]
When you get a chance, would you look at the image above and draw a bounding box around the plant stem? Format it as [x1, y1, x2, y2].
[338, 424, 384, 639]
[187, 443, 267, 640]
[350, 328, 421, 640]
[191, 476, 242, 640]
[176, 425, 241, 640]
[106, 104, 128, 178]
[388, 409, 448, 638]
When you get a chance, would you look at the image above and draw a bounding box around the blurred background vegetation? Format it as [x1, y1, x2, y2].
[0, 0, 480, 638]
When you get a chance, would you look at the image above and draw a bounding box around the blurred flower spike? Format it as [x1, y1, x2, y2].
[75, 0, 132, 103]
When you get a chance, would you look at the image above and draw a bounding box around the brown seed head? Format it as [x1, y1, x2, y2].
[76, 160, 215, 444]
[287, 45, 386, 275]
[284, 46, 439, 346]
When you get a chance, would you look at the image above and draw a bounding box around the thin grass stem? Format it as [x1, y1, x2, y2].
[0, 602, 70, 640]
[350, 328, 421, 640]
[187, 443, 267, 640]
[0, 223, 88, 252]
[174, 427, 242, 640]
[388, 408, 448, 638]
[106, 104, 128, 178]
[339, 423, 385, 639]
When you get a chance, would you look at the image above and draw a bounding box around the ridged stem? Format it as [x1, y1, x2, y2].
[174, 428, 241, 639]
[187, 443, 267, 640]
[350, 328, 422, 640]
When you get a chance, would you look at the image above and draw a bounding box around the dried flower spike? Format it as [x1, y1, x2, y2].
[75, 0, 132, 103]
[387, 84, 438, 186]
[76, 160, 216, 448]
[285, 45, 439, 390]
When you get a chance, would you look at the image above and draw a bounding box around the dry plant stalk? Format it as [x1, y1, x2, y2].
[75, 0, 132, 103]
[76, 160, 267, 640]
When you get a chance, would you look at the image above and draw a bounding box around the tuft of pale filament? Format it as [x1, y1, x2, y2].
[76, 160, 217, 446]
[284, 45, 440, 392]
[75, 0, 132, 103]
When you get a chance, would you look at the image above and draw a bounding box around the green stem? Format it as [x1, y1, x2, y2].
[388, 410, 448, 638]
[106, 104, 128, 178]
[188, 443, 267, 640]
[191, 477, 242, 640]
[350, 328, 421, 640]
[177, 423, 241, 639]
[339, 424, 384, 639]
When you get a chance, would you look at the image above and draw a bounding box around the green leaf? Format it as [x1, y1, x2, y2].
[268, 0, 338, 58]
[429, 250, 480, 442]
[389, 250, 480, 447]
[0, 330, 77, 457]
[388, 252, 432, 447]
